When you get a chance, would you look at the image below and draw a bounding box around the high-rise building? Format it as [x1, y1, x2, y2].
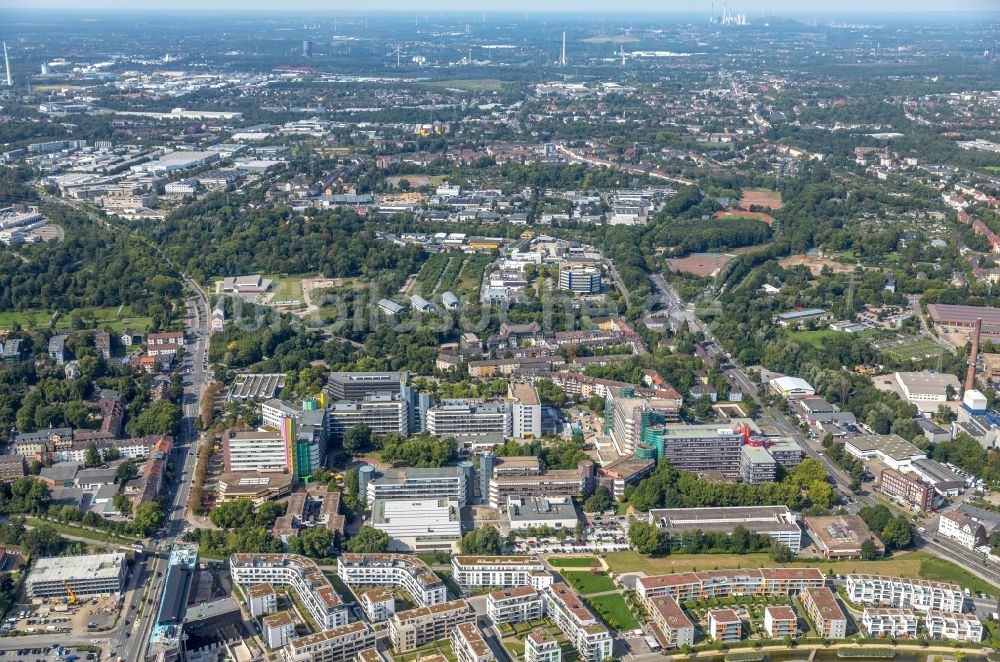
[302, 40, 313, 57]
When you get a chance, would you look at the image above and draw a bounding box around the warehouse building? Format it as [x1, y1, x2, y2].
[648, 506, 802, 551]
[27, 552, 125, 598]
[844, 434, 926, 471]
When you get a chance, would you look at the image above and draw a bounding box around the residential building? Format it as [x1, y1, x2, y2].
[707, 609, 741, 642]
[525, 631, 561, 662]
[763, 606, 797, 639]
[230, 554, 349, 629]
[280, 622, 376, 662]
[804, 515, 885, 559]
[262, 611, 295, 649]
[925, 611, 983, 642]
[648, 506, 802, 551]
[247, 583, 277, 617]
[800, 587, 847, 639]
[451, 622, 492, 662]
[389, 600, 475, 653]
[359, 588, 395, 622]
[845, 575, 964, 613]
[637, 568, 825, 604]
[861, 608, 918, 638]
[27, 553, 125, 598]
[370, 498, 461, 552]
[878, 469, 934, 512]
[510, 382, 542, 438]
[543, 583, 613, 662]
[0, 454, 25, 480]
[337, 554, 447, 607]
[487, 586, 546, 625]
[453, 555, 552, 591]
[938, 511, 987, 548]
[648, 597, 694, 649]
[48, 335, 66, 364]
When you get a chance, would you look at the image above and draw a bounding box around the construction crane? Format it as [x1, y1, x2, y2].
[63, 581, 77, 605]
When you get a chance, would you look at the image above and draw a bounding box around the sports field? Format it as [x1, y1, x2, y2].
[881, 338, 943, 362]
[739, 188, 783, 210]
[714, 210, 775, 225]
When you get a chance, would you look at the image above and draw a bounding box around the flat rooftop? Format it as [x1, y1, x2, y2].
[30, 552, 123, 583]
[846, 434, 924, 461]
[510, 382, 540, 405]
[649, 506, 798, 535]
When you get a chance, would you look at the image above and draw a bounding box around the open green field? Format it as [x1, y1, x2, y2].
[787, 328, 841, 348]
[455, 253, 493, 296]
[582, 35, 640, 44]
[547, 556, 601, 568]
[25, 516, 138, 544]
[881, 338, 943, 362]
[263, 274, 308, 304]
[419, 79, 506, 92]
[0, 306, 154, 334]
[604, 551, 998, 592]
[562, 570, 616, 595]
[586, 593, 640, 631]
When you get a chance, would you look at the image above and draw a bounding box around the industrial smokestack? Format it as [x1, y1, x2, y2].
[561, 31, 566, 67]
[3, 42, 11, 87]
[966, 317, 982, 392]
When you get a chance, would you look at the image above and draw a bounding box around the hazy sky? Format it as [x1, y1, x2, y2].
[2, 0, 998, 11]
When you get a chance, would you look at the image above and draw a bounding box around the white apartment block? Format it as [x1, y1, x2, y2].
[707, 608, 742, 643]
[230, 554, 349, 629]
[763, 606, 797, 639]
[861, 608, 919, 638]
[389, 600, 475, 653]
[648, 596, 695, 649]
[925, 611, 983, 643]
[280, 622, 376, 662]
[452, 555, 553, 591]
[451, 622, 493, 662]
[223, 430, 289, 473]
[262, 611, 295, 649]
[544, 583, 613, 662]
[800, 587, 847, 639]
[487, 586, 546, 625]
[338, 553, 448, 607]
[247, 583, 277, 617]
[845, 575, 964, 613]
[359, 588, 395, 622]
[510, 382, 542, 438]
[525, 631, 562, 662]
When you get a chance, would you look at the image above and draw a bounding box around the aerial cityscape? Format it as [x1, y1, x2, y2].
[0, 5, 999, 662]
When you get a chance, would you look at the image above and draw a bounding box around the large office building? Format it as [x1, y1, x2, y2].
[150, 545, 198, 649]
[487, 586, 546, 625]
[739, 444, 777, 484]
[861, 608, 919, 638]
[632, 419, 752, 478]
[845, 575, 964, 613]
[223, 429, 289, 473]
[647, 506, 802, 551]
[388, 600, 475, 653]
[230, 554, 349, 629]
[426, 400, 512, 445]
[27, 552, 126, 598]
[280, 622, 376, 662]
[799, 587, 847, 639]
[486, 456, 595, 509]
[370, 498, 462, 552]
[365, 466, 468, 508]
[878, 469, 935, 513]
[558, 265, 602, 294]
[543, 583, 613, 662]
[606, 388, 682, 456]
[327, 394, 408, 440]
[260, 399, 328, 481]
[324, 371, 406, 400]
[452, 555, 553, 591]
[338, 554, 447, 607]
[637, 568, 825, 605]
[510, 382, 542, 438]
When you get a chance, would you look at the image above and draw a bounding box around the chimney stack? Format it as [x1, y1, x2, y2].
[966, 317, 982, 392]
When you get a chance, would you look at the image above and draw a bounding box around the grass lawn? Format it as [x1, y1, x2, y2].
[393, 639, 457, 662]
[455, 253, 493, 296]
[547, 556, 601, 568]
[787, 328, 840, 349]
[882, 338, 943, 362]
[562, 570, 616, 595]
[26, 516, 138, 544]
[586, 593, 640, 631]
[263, 274, 309, 304]
[603, 551, 999, 592]
[419, 78, 506, 91]
[0, 306, 154, 334]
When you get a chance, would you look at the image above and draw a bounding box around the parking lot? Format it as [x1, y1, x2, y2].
[0, 646, 95, 662]
[514, 516, 631, 554]
[6, 594, 119, 638]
